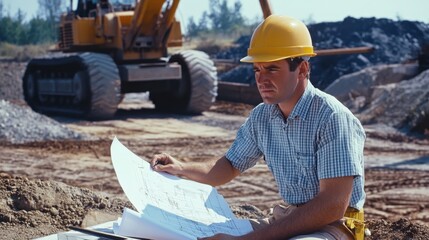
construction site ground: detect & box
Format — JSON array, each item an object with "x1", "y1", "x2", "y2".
[
  {"x1": 1, "y1": 94, "x2": 429, "y2": 237},
  {"x1": 1, "y1": 62, "x2": 429, "y2": 239}
]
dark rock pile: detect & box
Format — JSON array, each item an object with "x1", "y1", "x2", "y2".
[
  {"x1": 218, "y1": 17, "x2": 429, "y2": 89},
  {"x1": 310, "y1": 17, "x2": 429, "y2": 88}
]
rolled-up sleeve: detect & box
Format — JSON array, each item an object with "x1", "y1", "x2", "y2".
[
  {"x1": 316, "y1": 112, "x2": 366, "y2": 179},
  {"x1": 226, "y1": 116, "x2": 263, "y2": 173}
]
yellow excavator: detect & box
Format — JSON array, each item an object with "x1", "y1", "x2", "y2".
[
  {"x1": 23, "y1": 0, "x2": 371, "y2": 119},
  {"x1": 23, "y1": 0, "x2": 218, "y2": 119}
]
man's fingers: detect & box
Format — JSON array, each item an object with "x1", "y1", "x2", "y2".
[
  {"x1": 153, "y1": 162, "x2": 176, "y2": 175},
  {"x1": 150, "y1": 153, "x2": 182, "y2": 176},
  {"x1": 151, "y1": 153, "x2": 170, "y2": 166}
]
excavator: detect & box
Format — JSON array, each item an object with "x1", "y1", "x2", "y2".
[
  {"x1": 23, "y1": 0, "x2": 218, "y2": 119},
  {"x1": 23, "y1": 0, "x2": 372, "y2": 119}
]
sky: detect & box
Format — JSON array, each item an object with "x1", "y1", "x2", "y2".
[{"x1": 2, "y1": 0, "x2": 428, "y2": 31}]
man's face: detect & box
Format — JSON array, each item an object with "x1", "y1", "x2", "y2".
[{"x1": 253, "y1": 59, "x2": 301, "y2": 105}]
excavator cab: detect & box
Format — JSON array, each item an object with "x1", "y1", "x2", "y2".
[
  {"x1": 75, "y1": 0, "x2": 97, "y2": 18},
  {"x1": 74, "y1": 0, "x2": 135, "y2": 18}
]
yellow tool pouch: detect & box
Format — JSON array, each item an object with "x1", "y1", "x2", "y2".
[{"x1": 344, "y1": 207, "x2": 366, "y2": 240}]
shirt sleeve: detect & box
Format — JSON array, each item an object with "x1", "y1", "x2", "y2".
[
  {"x1": 225, "y1": 114, "x2": 263, "y2": 173},
  {"x1": 316, "y1": 112, "x2": 366, "y2": 179}
]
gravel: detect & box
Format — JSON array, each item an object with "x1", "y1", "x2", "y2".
[{"x1": 0, "y1": 100, "x2": 95, "y2": 143}]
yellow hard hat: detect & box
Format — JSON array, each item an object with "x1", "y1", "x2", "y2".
[{"x1": 241, "y1": 15, "x2": 316, "y2": 63}]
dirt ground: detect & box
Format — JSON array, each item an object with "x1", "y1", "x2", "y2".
[
  {"x1": 0, "y1": 95, "x2": 429, "y2": 239},
  {"x1": 1, "y1": 62, "x2": 429, "y2": 239}
]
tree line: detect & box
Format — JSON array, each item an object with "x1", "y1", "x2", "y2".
[
  {"x1": 186, "y1": 0, "x2": 258, "y2": 38},
  {"x1": 0, "y1": 0, "x2": 257, "y2": 45},
  {"x1": 0, "y1": 0, "x2": 64, "y2": 45}
]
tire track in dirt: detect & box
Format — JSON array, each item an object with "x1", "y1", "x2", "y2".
[{"x1": 364, "y1": 168, "x2": 429, "y2": 225}]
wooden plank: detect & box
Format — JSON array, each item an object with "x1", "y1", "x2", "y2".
[
  {"x1": 217, "y1": 81, "x2": 262, "y2": 105},
  {"x1": 315, "y1": 46, "x2": 374, "y2": 56}
]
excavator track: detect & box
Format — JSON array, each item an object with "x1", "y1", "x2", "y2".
[
  {"x1": 23, "y1": 52, "x2": 121, "y2": 119},
  {"x1": 150, "y1": 50, "x2": 218, "y2": 113}
]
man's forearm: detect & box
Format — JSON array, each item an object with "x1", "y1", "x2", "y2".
[
  {"x1": 182, "y1": 156, "x2": 240, "y2": 186},
  {"x1": 240, "y1": 177, "x2": 353, "y2": 239}
]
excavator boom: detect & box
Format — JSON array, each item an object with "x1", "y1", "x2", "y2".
[{"x1": 124, "y1": 0, "x2": 180, "y2": 50}]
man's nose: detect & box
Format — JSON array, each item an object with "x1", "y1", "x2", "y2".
[{"x1": 255, "y1": 72, "x2": 267, "y2": 84}]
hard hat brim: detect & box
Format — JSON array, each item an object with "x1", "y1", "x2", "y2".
[{"x1": 240, "y1": 53, "x2": 316, "y2": 63}]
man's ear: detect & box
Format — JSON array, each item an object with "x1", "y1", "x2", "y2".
[{"x1": 298, "y1": 61, "x2": 309, "y2": 80}]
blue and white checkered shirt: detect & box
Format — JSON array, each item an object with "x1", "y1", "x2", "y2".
[{"x1": 226, "y1": 82, "x2": 366, "y2": 209}]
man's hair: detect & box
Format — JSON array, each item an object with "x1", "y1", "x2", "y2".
[
  {"x1": 286, "y1": 57, "x2": 311, "y2": 79},
  {"x1": 285, "y1": 57, "x2": 305, "y2": 72}
]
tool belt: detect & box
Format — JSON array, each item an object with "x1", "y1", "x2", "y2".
[{"x1": 344, "y1": 207, "x2": 366, "y2": 240}]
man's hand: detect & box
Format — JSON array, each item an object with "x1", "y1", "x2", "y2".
[
  {"x1": 198, "y1": 233, "x2": 238, "y2": 240},
  {"x1": 151, "y1": 155, "x2": 239, "y2": 186},
  {"x1": 151, "y1": 153, "x2": 185, "y2": 177}
]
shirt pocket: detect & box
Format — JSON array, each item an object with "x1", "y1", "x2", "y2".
[{"x1": 295, "y1": 153, "x2": 319, "y2": 191}]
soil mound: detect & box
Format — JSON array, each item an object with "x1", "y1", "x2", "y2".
[
  {"x1": 1, "y1": 174, "x2": 428, "y2": 239},
  {"x1": 367, "y1": 218, "x2": 429, "y2": 240},
  {"x1": 0, "y1": 173, "x2": 132, "y2": 239}
]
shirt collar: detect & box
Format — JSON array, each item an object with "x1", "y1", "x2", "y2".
[{"x1": 269, "y1": 81, "x2": 315, "y2": 121}]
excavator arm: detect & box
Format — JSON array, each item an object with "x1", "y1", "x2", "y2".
[
  {"x1": 259, "y1": 0, "x2": 273, "y2": 19},
  {"x1": 257, "y1": 0, "x2": 374, "y2": 56},
  {"x1": 124, "y1": 0, "x2": 180, "y2": 51}
]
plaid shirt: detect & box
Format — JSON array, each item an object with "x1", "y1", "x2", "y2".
[{"x1": 226, "y1": 82, "x2": 366, "y2": 209}]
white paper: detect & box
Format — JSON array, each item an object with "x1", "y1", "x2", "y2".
[
  {"x1": 33, "y1": 221, "x2": 117, "y2": 240},
  {"x1": 110, "y1": 137, "x2": 253, "y2": 239},
  {"x1": 113, "y1": 207, "x2": 195, "y2": 240}
]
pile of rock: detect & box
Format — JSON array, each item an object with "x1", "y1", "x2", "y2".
[
  {"x1": 0, "y1": 61, "x2": 26, "y2": 102},
  {"x1": 0, "y1": 100, "x2": 94, "y2": 143},
  {"x1": 218, "y1": 17, "x2": 429, "y2": 89},
  {"x1": 325, "y1": 63, "x2": 429, "y2": 132},
  {"x1": 309, "y1": 17, "x2": 429, "y2": 88},
  {"x1": 217, "y1": 17, "x2": 429, "y2": 134},
  {"x1": 0, "y1": 61, "x2": 95, "y2": 143}
]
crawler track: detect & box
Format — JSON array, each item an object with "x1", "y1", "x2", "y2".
[{"x1": 23, "y1": 53, "x2": 121, "y2": 119}]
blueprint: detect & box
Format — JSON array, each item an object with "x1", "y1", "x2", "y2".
[{"x1": 110, "y1": 137, "x2": 253, "y2": 240}]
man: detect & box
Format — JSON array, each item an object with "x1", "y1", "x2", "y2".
[
  {"x1": 98, "y1": 0, "x2": 113, "y2": 14},
  {"x1": 152, "y1": 15, "x2": 366, "y2": 240}
]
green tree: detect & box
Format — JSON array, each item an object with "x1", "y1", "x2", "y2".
[
  {"x1": 208, "y1": 0, "x2": 243, "y2": 33},
  {"x1": 37, "y1": 0, "x2": 65, "y2": 42},
  {"x1": 187, "y1": 17, "x2": 200, "y2": 37},
  {"x1": 0, "y1": 0, "x2": 58, "y2": 45},
  {"x1": 186, "y1": 12, "x2": 210, "y2": 37},
  {"x1": 0, "y1": 0, "x2": 3, "y2": 18},
  {"x1": 0, "y1": 11, "x2": 27, "y2": 44},
  {"x1": 14, "y1": 9, "x2": 27, "y2": 44},
  {"x1": 27, "y1": 17, "x2": 52, "y2": 44},
  {"x1": 0, "y1": 16, "x2": 13, "y2": 42},
  {"x1": 185, "y1": 0, "x2": 246, "y2": 37}
]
